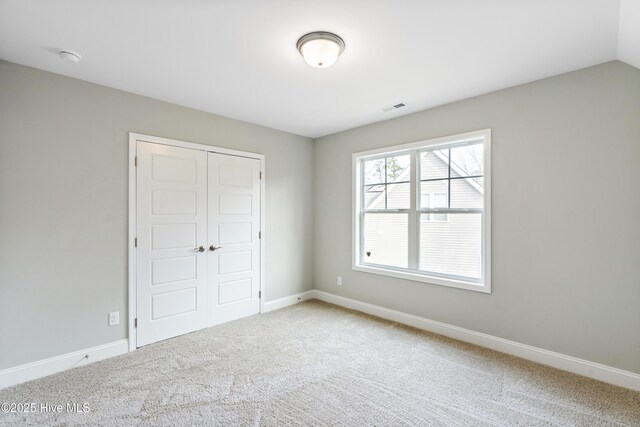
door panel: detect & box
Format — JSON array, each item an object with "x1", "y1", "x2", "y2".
[
  {"x1": 151, "y1": 256, "x2": 196, "y2": 285},
  {"x1": 151, "y1": 224, "x2": 197, "y2": 249},
  {"x1": 219, "y1": 194, "x2": 253, "y2": 215},
  {"x1": 152, "y1": 190, "x2": 197, "y2": 215},
  {"x1": 208, "y1": 153, "x2": 261, "y2": 325},
  {"x1": 219, "y1": 222, "x2": 252, "y2": 244},
  {"x1": 219, "y1": 251, "x2": 252, "y2": 274},
  {"x1": 218, "y1": 279, "x2": 252, "y2": 304},
  {"x1": 151, "y1": 288, "x2": 197, "y2": 319},
  {"x1": 136, "y1": 142, "x2": 208, "y2": 347},
  {"x1": 151, "y1": 156, "x2": 197, "y2": 182},
  {"x1": 219, "y1": 164, "x2": 253, "y2": 187}
]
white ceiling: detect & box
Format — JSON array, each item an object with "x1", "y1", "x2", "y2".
[{"x1": 0, "y1": 0, "x2": 638, "y2": 138}]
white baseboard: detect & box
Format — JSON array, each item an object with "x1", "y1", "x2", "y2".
[
  {"x1": 311, "y1": 290, "x2": 640, "y2": 392},
  {"x1": 263, "y1": 290, "x2": 315, "y2": 313},
  {"x1": 0, "y1": 339, "x2": 129, "y2": 390},
  {"x1": 3, "y1": 294, "x2": 638, "y2": 393}
]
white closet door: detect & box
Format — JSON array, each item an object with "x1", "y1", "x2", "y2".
[
  {"x1": 208, "y1": 153, "x2": 261, "y2": 325},
  {"x1": 136, "y1": 142, "x2": 208, "y2": 347}
]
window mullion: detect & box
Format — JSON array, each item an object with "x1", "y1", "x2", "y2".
[
  {"x1": 384, "y1": 158, "x2": 388, "y2": 210},
  {"x1": 447, "y1": 147, "x2": 451, "y2": 208},
  {"x1": 359, "y1": 159, "x2": 366, "y2": 264},
  {"x1": 408, "y1": 151, "x2": 418, "y2": 270}
]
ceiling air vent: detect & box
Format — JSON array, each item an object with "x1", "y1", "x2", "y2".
[{"x1": 383, "y1": 102, "x2": 406, "y2": 112}]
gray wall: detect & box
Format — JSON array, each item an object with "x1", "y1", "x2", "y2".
[
  {"x1": 0, "y1": 60, "x2": 314, "y2": 370},
  {"x1": 2, "y1": 59, "x2": 639, "y2": 375},
  {"x1": 314, "y1": 61, "x2": 640, "y2": 374}
]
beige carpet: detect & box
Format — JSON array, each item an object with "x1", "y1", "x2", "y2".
[{"x1": 1, "y1": 300, "x2": 639, "y2": 426}]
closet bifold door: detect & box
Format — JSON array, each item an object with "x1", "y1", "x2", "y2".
[
  {"x1": 207, "y1": 152, "x2": 261, "y2": 326},
  {"x1": 136, "y1": 142, "x2": 208, "y2": 347}
]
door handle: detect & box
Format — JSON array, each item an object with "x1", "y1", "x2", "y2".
[
  {"x1": 195, "y1": 246, "x2": 205, "y2": 252},
  {"x1": 209, "y1": 245, "x2": 223, "y2": 251}
]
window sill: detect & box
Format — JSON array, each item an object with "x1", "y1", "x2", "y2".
[{"x1": 352, "y1": 264, "x2": 491, "y2": 293}]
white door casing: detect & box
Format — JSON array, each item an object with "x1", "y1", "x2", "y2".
[
  {"x1": 208, "y1": 153, "x2": 261, "y2": 325},
  {"x1": 136, "y1": 141, "x2": 208, "y2": 347}
]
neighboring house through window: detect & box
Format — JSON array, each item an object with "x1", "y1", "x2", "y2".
[
  {"x1": 423, "y1": 192, "x2": 448, "y2": 222},
  {"x1": 353, "y1": 129, "x2": 491, "y2": 293}
]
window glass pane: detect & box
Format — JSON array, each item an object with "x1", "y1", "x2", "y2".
[
  {"x1": 450, "y1": 178, "x2": 484, "y2": 209},
  {"x1": 450, "y1": 143, "x2": 483, "y2": 178},
  {"x1": 420, "y1": 179, "x2": 449, "y2": 209},
  {"x1": 431, "y1": 193, "x2": 448, "y2": 221},
  {"x1": 432, "y1": 213, "x2": 448, "y2": 222},
  {"x1": 422, "y1": 193, "x2": 431, "y2": 221},
  {"x1": 420, "y1": 150, "x2": 449, "y2": 180},
  {"x1": 386, "y1": 183, "x2": 410, "y2": 209},
  {"x1": 433, "y1": 193, "x2": 448, "y2": 208},
  {"x1": 386, "y1": 155, "x2": 410, "y2": 183},
  {"x1": 364, "y1": 184, "x2": 386, "y2": 209},
  {"x1": 419, "y1": 213, "x2": 482, "y2": 279},
  {"x1": 364, "y1": 158, "x2": 385, "y2": 184},
  {"x1": 363, "y1": 213, "x2": 408, "y2": 268},
  {"x1": 421, "y1": 192, "x2": 448, "y2": 221},
  {"x1": 422, "y1": 193, "x2": 431, "y2": 208}
]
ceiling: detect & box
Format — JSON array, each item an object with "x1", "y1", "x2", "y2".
[{"x1": 1, "y1": 0, "x2": 638, "y2": 138}]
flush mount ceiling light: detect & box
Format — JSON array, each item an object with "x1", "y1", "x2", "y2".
[
  {"x1": 296, "y1": 31, "x2": 345, "y2": 68},
  {"x1": 59, "y1": 50, "x2": 82, "y2": 63}
]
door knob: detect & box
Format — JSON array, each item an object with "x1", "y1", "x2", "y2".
[
  {"x1": 209, "y1": 245, "x2": 223, "y2": 251},
  {"x1": 195, "y1": 246, "x2": 205, "y2": 252}
]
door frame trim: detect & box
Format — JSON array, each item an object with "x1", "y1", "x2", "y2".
[{"x1": 128, "y1": 132, "x2": 266, "y2": 352}]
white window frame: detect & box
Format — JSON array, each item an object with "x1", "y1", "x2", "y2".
[{"x1": 352, "y1": 129, "x2": 491, "y2": 293}]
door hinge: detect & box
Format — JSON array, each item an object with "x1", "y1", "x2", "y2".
[
  {"x1": 134, "y1": 237, "x2": 137, "y2": 247},
  {"x1": 134, "y1": 157, "x2": 137, "y2": 167},
  {"x1": 259, "y1": 171, "x2": 262, "y2": 179},
  {"x1": 134, "y1": 318, "x2": 137, "y2": 328},
  {"x1": 258, "y1": 231, "x2": 261, "y2": 239},
  {"x1": 259, "y1": 290, "x2": 261, "y2": 299}
]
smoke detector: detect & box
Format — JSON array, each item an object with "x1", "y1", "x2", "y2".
[{"x1": 59, "y1": 50, "x2": 82, "y2": 63}]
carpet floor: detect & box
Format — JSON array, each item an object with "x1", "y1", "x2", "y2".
[{"x1": 1, "y1": 300, "x2": 639, "y2": 426}]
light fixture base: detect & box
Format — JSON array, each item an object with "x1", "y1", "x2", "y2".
[{"x1": 296, "y1": 32, "x2": 345, "y2": 55}]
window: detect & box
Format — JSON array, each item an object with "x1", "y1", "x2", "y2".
[{"x1": 353, "y1": 130, "x2": 491, "y2": 293}]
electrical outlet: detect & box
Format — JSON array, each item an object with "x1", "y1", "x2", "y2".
[
  {"x1": 337, "y1": 276, "x2": 343, "y2": 286},
  {"x1": 108, "y1": 311, "x2": 119, "y2": 326}
]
